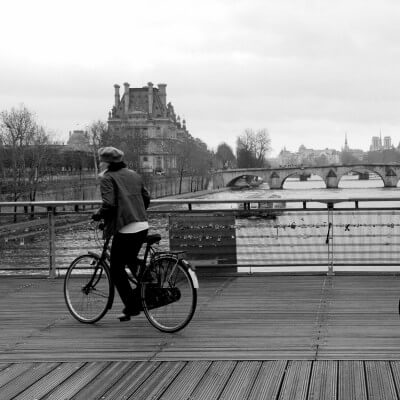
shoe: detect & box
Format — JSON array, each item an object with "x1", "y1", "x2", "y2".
[{"x1": 118, "y1": 307, "x2": 141, "y2": 322}]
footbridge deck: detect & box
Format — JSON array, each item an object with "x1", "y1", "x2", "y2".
[{"x1": 2, "y1": 274, "x2": 400, "y2": 399}]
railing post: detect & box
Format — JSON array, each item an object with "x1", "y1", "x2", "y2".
[
  {"x1": 47, "y1": 206, "x2": 56, "y2": 278},
  {"x1": 327, "y1": 202, "x2": 335, "y2": 276}
]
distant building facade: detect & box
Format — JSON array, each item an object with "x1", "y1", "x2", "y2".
[
  {"x1": 370, "y1": 134, "x2": 393, "y2": 151},
  {"x1": 277, "y1": 145, "x2": 340, "y2": 166},
  {"x1": 107, "y1": 82, "x2": 188, "y2": 174}
]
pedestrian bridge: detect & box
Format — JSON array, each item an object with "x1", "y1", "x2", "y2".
[
  {"x1": 211, "y1": 164, "x2": 400, "y2": 189},
  {"x1": 2, "y1": 199, "x2": 400, "y2": 397}
]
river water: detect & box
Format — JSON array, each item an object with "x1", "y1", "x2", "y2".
[
  {"x1": 174, "y1": 175, "x2": 400, "y2": 273},
  {"x1": 1, "y1": 175, "x2": 400, "y2": 274}
]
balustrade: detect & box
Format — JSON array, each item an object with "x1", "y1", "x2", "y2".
[{"x1": 1, "y1": 197, "x2": 400, "y2": 277}]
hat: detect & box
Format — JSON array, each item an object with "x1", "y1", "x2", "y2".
[{"x1": 98, "y1": 147, "x2": 124, "y2": 163}]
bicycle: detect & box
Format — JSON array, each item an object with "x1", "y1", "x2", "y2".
[{"x1": 64, "y1": 221, "x2": 199, "y2": 333}]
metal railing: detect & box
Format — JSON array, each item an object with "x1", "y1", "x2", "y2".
[{"x1": 1, "y1": 196, "x2": 400, "y2": 276}]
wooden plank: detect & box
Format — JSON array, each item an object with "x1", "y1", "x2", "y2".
[
  {"x1": 190, "y1": 361, "x2": 237, "y2": 400},
  {"x1": 128, "y1": 361, "x2": 185, "y2": 399},
  {"x1": 308, "y1": 361, "x2": 337, "y2": 400},
  {"x1": 100, "y1": 361, "x2": 161, "y2": 399},
  {"x1": 71, "y1": 361, "x2": 136, "y2": 400},
  {"x1": 248, "y1": 360, "x2": 287, "y2": 400},
  {"x1": 0, "y1": 363, "x2": 36, "y2": 389},
  {"x1": 159, "y1": 361, "x2": 211, "y2": 400},
  {"x1": 44, "y1": 361, "x2": 109, "y2": 400},
  {"x1": 0, "y1": 363, "x2": 11, "y2": 373},
  {"x1": 389, "y1": 361, "x2": 400, "y2": 398},
  {"x1": 218, "y1": 361, "x2": 262, "y2": 400},
  {"x1": 365, "y1": 361, "x2": 398, "y2": 400},
  {"x1": 1, "y1": 275, "x2": 400, "y2": 361},
  {"x1": 0, "y1": 362, "x2": 59, "y2": 399},
  {"x1": 338, "y1": 361, "x2": 367, "y2": 400},
  {"x1": 278, "y1": 361, "x2": 312, "y2": 400},
  {"x1": 14, "y1": 362, "x2": 84, "y2": 400}
]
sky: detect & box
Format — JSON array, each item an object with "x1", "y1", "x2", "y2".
[{"x1": 1, "y1": 0, "x2": 400, "y2": 157}]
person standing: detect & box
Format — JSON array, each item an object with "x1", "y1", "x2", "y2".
[{"x1": 92, "y1": 146, "x2": 151, "y2": 321}]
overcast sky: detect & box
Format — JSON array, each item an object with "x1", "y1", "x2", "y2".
[{"x1": 1, "y1": 0, "x2": 400, "y2": 156}]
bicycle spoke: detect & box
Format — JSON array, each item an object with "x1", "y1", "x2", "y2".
[
  {"x1": 142, "y1": 257, "x2": 197, "y2": 333},
  {"x1": 64, "y1": 255, "x2": 112, "y2": 323}
]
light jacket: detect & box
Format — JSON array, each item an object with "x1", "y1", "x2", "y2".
[{"x1": 96, "y1": 162, "x2": 150, "y2": 238}]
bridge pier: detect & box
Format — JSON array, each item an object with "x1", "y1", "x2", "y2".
[
  {"x1": 325, "y1": 170, "x2": 339, "y2": 189},
  {"x1": 383, "y1": 168, "x2": 399, "y2": 188},
  {"x1": 268, "y1": 173, "x2": 282, "y2": 189},
  {"x1": 383, "y1": 176, "x2": 398, "y2": 188}
]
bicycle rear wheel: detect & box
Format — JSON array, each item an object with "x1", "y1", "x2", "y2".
[
  {"x1": 64, "y1": 254, "x2": 113, "y2": 323},
  {"x1": 141, "y1": 256, "x2": 197, "y2": 333}
]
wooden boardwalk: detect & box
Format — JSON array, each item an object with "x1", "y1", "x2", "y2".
[{"x1": 1, "y1": 274, "x2": 400, "y2": 398}]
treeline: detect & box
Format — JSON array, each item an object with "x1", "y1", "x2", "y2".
[
  {"x1": 214, "y1": 129, "x2": 271, "y2": 169},
  {"x1": 0, "y1": 106, "x2": 96, "y2": 205}
]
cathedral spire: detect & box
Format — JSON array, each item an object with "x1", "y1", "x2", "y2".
[{"x1": 344, "y1": 132, "x2": 349, "y2": 151}]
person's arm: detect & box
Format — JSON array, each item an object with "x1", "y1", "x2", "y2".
[{"x1": 92, "y1": 175, "x2": 116, "y2": 220}]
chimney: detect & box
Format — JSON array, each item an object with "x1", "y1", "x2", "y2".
[
  {"x1": 114, "y1": 84, "x2": 120, "y2": 107},
  {"x1": 148, "y1": 82, "x2": 153, "y2": 115},
  {"x1": 123, "y1": 82, "x2": 130, "y2": 114}
]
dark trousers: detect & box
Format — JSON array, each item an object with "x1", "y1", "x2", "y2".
[{"x1": 110, "y1": 229, "x2": 148, "y2": 310}]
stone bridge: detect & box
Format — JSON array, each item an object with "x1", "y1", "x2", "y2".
[{"x1": 211, "y1": 164, "x2": 400, "y2": 189}]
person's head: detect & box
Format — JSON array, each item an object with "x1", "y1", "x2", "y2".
[{"x1": 98, "y1": 147, "x2": 124, "y2": 171}]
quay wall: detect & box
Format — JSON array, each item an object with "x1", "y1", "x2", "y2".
[{"x1": 0, "y1": 175, "x2": 209, "y2": 202}]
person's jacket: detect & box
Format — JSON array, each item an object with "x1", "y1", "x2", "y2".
[{"x1": 94, "y1": 162, "x2": 150, "y2": 238}]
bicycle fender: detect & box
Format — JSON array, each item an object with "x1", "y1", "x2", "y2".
[
  {"x1": 87, "y1": 251, "x2": 101, "y2": 258},
  {"x1": 188, "y1": 268, "x2": 199, "y2": 289}
]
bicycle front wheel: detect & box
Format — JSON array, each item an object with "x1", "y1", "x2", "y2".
[
  {"x1": 141, "y1": 256, "x2": 197, "y2": 333},
  {"x1": 64, "y1": 254, "x2": 113, "y2": 323}
]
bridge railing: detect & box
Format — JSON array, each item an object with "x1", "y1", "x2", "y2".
[{"x1": 1, "y1": 197, "x2": 400, "y2": 276}]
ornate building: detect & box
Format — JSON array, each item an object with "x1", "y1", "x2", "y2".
[
  {"x1": 107, "y1": 82, "x2": 188, "y2": 174},
  {"x1": 370, "y1": 133, "x2": 393, "y2": 151}
]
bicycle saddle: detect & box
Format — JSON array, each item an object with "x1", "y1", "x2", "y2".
[{"x1": 146, "y1": 234, "x2": 161, "y2": 245}]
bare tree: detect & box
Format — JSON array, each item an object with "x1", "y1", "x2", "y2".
[
  {"x1": 86, "y1": 120, "x2": 108, "y2": 177},
  {"x1": 0, "y1": 105, "x2": 51, "y2": 219},
  {"x1": 236, "y1": 128, "x2": 271, "y2": 168}
]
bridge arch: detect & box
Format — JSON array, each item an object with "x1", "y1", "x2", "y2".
[
  {"x1": 337, "y1": 167, "x2": 385, "y2": 187},
  {"x1": 226, "y1": 174, "x2": 264, "y2": 188},
  {"x1": 280, "y1": 171, "x2": 325, "y2": 189}
]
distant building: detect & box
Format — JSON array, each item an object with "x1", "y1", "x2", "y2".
[
  {"x1": 369, "y1": 134, "x2": 393, "y2": 151},
  {"x1": 297, "y1": 145, "x2": 340, "y2": 165},
  {"x1": 67, "y1": 130, "x2": 91, "y2": 152},
  {"x1": 341, "y1": 134, "x2": 364, "y2": 161},
  {"x1": 383, "y1": 136, "x2": 392, "y2": 150},
  {"x1": 107, "y1": 82, "x2": 188, "y2": 173},
  {"x1": 277, "y1": 147, "x2": 297, "y2": 166},
  {"x1": 277, "y1": 145, "x2": 340, "y2": 166},
  {"x1": 370, "y1": 136, "x2": 382, "y2": 151}
]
